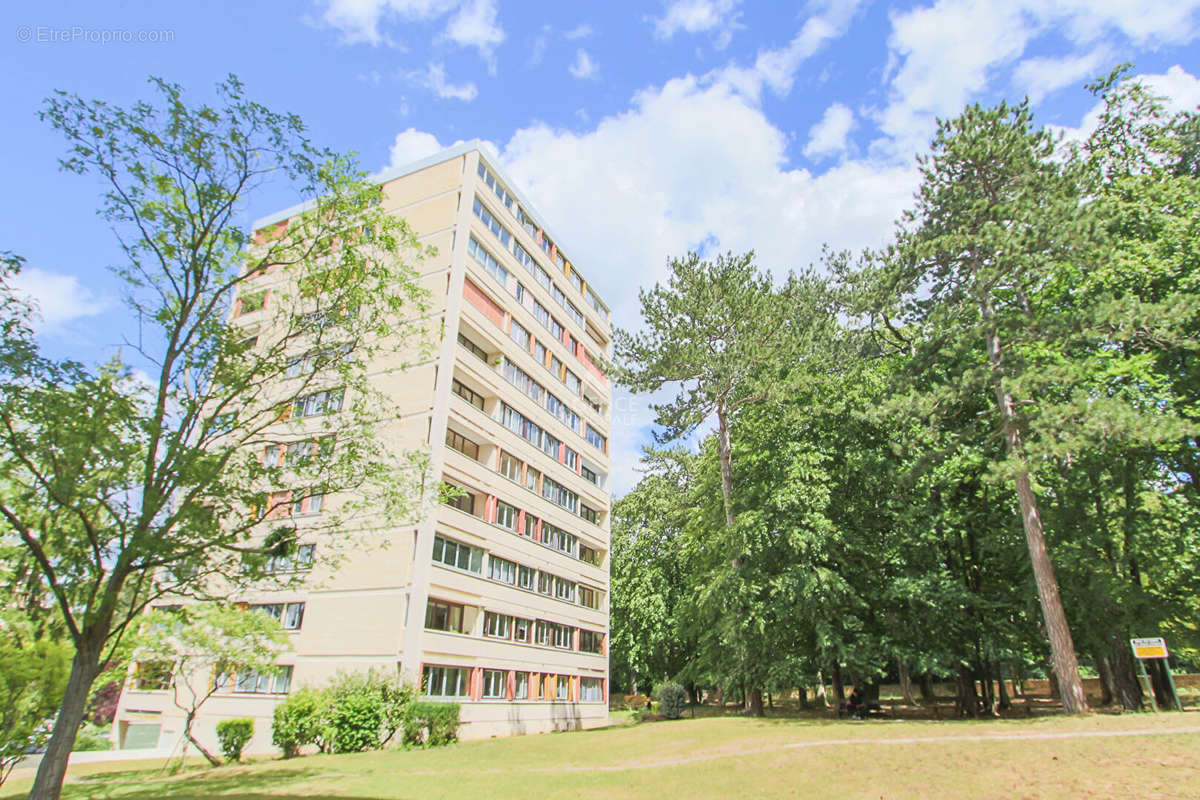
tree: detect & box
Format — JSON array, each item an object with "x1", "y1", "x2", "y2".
[
  {"x1": 0, "y1": 76, "x2": 432, "y2": 800},
  {"x1": 128, "y1": 604, "x2": 290, "y2": 766},
  {"x1": 0, "y1": 612, "x2": 71, "y2": 788}
]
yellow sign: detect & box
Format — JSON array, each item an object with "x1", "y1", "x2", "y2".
[{"x1": 1131, "y1": 637, "x2": 1169, "y2": 659}]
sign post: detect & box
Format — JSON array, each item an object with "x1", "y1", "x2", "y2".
[{"x1": 1130, "y1": 637, "x2": 1183, "y2": 713}]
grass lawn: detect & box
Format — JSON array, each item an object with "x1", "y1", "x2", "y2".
[{"x1": 5, "y1": 712, "x2": 1199, "y2": 800}]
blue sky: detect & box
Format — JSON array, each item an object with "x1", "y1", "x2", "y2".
[{"x1": 3, "y1": 0, "x2": 1200, "y2": 494}]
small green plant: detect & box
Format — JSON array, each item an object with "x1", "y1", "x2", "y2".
[
  {"x1": 272, "y1": 688, "x2": 328, "y2": 758},
  {"x1": 654, "y1": 682, "x2": 688, "y2": 720},
  {"x1": 71, "y1": 724, "x2": 112, "y2": 752},
  {"x1": 404, "y1": 702, "x2": 460, "y2": 747},
  {"x1": 327, "y1": 690, "x2": 382, "y2": 753},
  {"x1": 215, "y1": 718, "x2": 254, "y2": 763}
]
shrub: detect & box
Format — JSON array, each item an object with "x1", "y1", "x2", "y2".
[
  {"x1": 654, "y1": 682, "x2": 688, "y2": 720},
  {"x1": 404, "y1": 702, "x2": 460, "y2": 747},
  {"x1": 71, "y1": 724, "x2": 112, "y2": 752},
  {"x1": 272, "y1": 688, "x2": 327, "y2": 758},
  {"x1": 324, "y1": 670, "x2": 416, "y2": 754},
  {"x1": 216, "y1": 718, "x2": 254, "y2": 762}
]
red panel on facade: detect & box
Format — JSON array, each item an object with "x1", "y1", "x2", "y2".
[{"x1": 464, "y1": 278, "x2": 506, "y2": 329}]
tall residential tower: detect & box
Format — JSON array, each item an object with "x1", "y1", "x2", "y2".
[{"x1": 112, "y1": 143, "x2": 613, "y2": 752}]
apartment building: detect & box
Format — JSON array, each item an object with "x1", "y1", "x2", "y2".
[{"x1": 112, "y1": 142, "x2": 613, "y2": 753}]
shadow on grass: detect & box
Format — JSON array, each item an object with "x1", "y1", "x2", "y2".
[{"x1": 60, "y1": 766, "x2": 366, "y2": 800}]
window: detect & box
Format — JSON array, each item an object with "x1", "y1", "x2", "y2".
[
  {"x1": 252, "y1": 602, "x2": 306, "y2": 630},
  {"x1": 563, "y1": 447, "x2": 579, "y2": 471},
  {"x1": 499, "y1": 451, "x2": 522, "y2": 482},
  {"x1": 518, "y1": 207, "x2": 539, "y2": 240},
  {"x1": 425, "y1": 599, "x2": 464, "y2": 633},
  {"x1": 442, "y1": 483, "x2": 475, "y2": 515},
  {"x1": 484, "y1": 612, "x2": 512, "y2": 638},
  {"x1": 293, "y1": 389, "x2": 344, "y2": 418},
  {"x1": 537, "y1": 571, "x2": 553, "y2": 596},
  {"x1": 533, "y1": 340, "x2": 547, "y2": 365},
  {"x1": 467, "y1": 235, "x2": 508, "y2": 286},
  {"x1": 423, "y1": 665, "x2": 469, "y2": 698},
  {"x1": 472, "y1": 198, "x2": 511, "y2": 248},
  {"x1": 580, "y1": 677, "x2": 603, "y2": 701},
  {"x1": 553, "y1": 623, "x2": 573, "y2": 649},
  {"x1": 586, "y1": 287, "x2": 609, "y2": 319},
  {"x1": 258, "y1": 543, "x2": 315, "y2": 574},
  {"x1": 579, "y1": 585, "x2": 602, "y2": 610},
  {"x1": 533, "y1": 620, "x2": 551, "y2": 646},
  {"x1": 541, "y1": 432, "x2": 560, "y2": 460},
  {"x1": 565, "y1": 300, "x2": 584, "y2": 328},
  {"x1": 452, "y1": 379, "x2": 485, "y2": 410},
  {"x1": 581, "y1": 504, "x2": 599, "y2": 525},
  {"x1": 234, "y1": 666, "x2": 293, "y2": 694},
  {"x1": 517, "y1": 564, "x2": 535, "y2": 591},
  {"x1": 457, "y1": 332, "x2": 489, "y2": 362},
  {"x1": 554, "y1": 577, "x2": 576, "y2": 604},
  {"x1": 488, "y1": 555, "x2": 516, "y2": 584},
  {"x1": 564, "y1": 370, "x2": 581, "y2": 396},
  {"x1": 263, "y1": 445, "x2": 280, "y2": 468},
  {"x1": 495, "y1": 501, "x2": 517, "y2": 531},
  {"x1": 513, "y1": 241, "x2": 536, "y2": 274},
  {"x1": 581, "y1": 465, "x2": 599, "y2": 486},
  {"x1": 514, "y1": 618, "x2": 531, "y2": 643},
  {"x1": 542, "y1": 522, "x2": 577, "y2": 557},
  {"x1": 585, "y1": 424, "x2": 607, "y2": 452},
  {"x1": 509, "y1": 320, "x2": 530, "y2": 350},
  {"x1": 523, "y1": 466, "x2": 541, "y2": 493},
  {"x1": 482, "y1": 669, "x2": 506, "y2": 699},
  {"x1": 579, "y1": 544, "x2": 602, "y2": 568},
  {"x1": 432, "y1": 535, "x2": 483, "y2": 574},
  {"x1": 556, "y1": 675, "x2": 569, "y2": 700},
  {"x1": 501, "y1": 404, "x2": 543, "y2": 448},
  {"x1": 503, "y1": 360, "x2": 545, "y2": 404},
  {"x1": 238, "y1": 290, "x2": 266, "y2": 315},
  {"x1": 542, "y1": 477, "x2": 578, "y2": 513},
  {"x1": 520, "y1": 514, "x2": 538, "y2": 539},
  {"x1": 580, "y1": 630, "x2": 604, "y2": 654},
  {"x1": 445, "y1": 429, "x2": 480, "y2": 460},
  {"x1": 514, "y1": 671, "x2": 529, "y2": 699},
  {"x1": 134, "y1": 661, "x2": 173, "y2": 691},
  {"x1": 477, "y1": 163, "x2": 515, "y2": 211},
  {"x1": 291, "y1": 493, "x2": 323, "y2": 515}
]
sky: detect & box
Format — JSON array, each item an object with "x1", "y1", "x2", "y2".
[{"x1": 3, "y1": 0, "x2": 1200, "y2": 496}]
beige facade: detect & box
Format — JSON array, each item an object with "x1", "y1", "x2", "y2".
[{"x1": 112, "y1": 143, "x2": 613, "y2": 754}]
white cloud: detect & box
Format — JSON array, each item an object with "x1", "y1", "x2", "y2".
[
  {"x1": 387, "y1": 128, "x2": 445, "y2": 168},
  {"x1": 569, "y1": 49, "x2": 599, "y2": 80},
  {"x1": 711, "y1": 0, "x2": 865, "y2": 102},
  {"x1": 804, "y1": 102, "x2": 855, "y2": 160},
  {"x1": 318, "y1": 0, "x2": 458, "y2": 45},
  {"x1": 653, "y1": 0, "x2": 741, "y2": 41},
  {"x1": 404, "y1": 62, "x2": 478, "y2": 101},
  {"x1": 874, "y1": 0, "x2": 1200, "y2": 161},
  {"x1": 441, "y1": 0, "x2": 504, "y2": 67},
  {"x1": 1013, "y1": 50, "x2": 1112, "y2": 104},
  {"x1": 316, "y1": 0, "x2": 505, "y2": 63},
  {"x1": 9, "y1": 268, "x2": 107, "y2": 331},
  {"x1": 564, "y1": 23, "x2": 594, "y2": 40}
]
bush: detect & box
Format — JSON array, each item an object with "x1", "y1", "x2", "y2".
[
  {"x1": 272, "y1": 688, "x2": 327, "y2": 758},
  {"x1": 71, "y1": 724, "x2": 112, "y2": 752},
  {"x1": 216, "y1": 718, "x2": 254, "y2": 763},
  {"x1": 654, "y1": 682, "x2": 688, "y2": 720},
  {"x1": 324, "y1": 670, "x2": 416, "y2": 754},
  {"x1": 404, "y1": 702, "x2": 460, "y2": 747}
]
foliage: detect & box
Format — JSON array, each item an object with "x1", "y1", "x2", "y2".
[
  {"x1": 129, "y1": 603, "x2": 289, "y2": 766},
  {"x1": 0, "y1": 74, "x2": 433, "y2": 799},
  {"x1": 215, "y1": 719, "x2": 254, "y2": 763},
  {"x1": 0, "y1": 612, "x2": 71, "y2": 787},
  {"x1": 653, "y1": 683, "x2": 688, "y2": 720},
  {"x1": 70, "y1": 725, "x2": 112, "y2": 752},
  {"x1": 272, "y1": 688, "x2": 328, "y2": 758},
  {"x1": 403, "y1": 703, "x2": 461, "y2": 747}
]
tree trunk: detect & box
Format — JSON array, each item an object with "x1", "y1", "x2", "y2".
[
  {"x1": 798, "y1": 686, "x2": 810, "y2": 710},
  {"x1": 28, "y1": 636, "x2": 103, "y2": 800},
  {"x1": 715, "y1": 402, "x2": 736, "y2": 529},
  {"x1": 981, "y1": 307, "x2": 1087, "y2": 715},
  {"x1": 1095, "y1": 652, "x2": 1116, "y2": 706},
  {"x1": 918, "y1": 671, "x2": 935, "y2": 703},
  {"x1": 1106, "y1": 635, "x2": 1143, "y2": 711},
  {"x1": 746, "y1": 688, "x2": 764, "y2": 716},
  {"x1": 955, "y1": 663, "x2": 980, "y2": 718},
  {"x1": 816, "y1": 670, "x2": 829, "y2": 708},
  {"x1": 996, "y1": 662, "x2": 1011, "y2": 710},
  {"x1": 830, "y1": 663, "x2": 845, "y2": 704},
  {"x1": 898, "y1": 659, "x2": 915, "y2": 706},
  {"x1": 183, "y1": 710, "x2": 221, "y2": 767}
]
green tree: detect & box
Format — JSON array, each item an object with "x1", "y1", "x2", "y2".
[
  {"x1": 128, "y1": 604, "x2": 290, "y2": 766},
  {"x1": 0, "y1": 76, "x2": 431, "y2": 800},
  {"x1": 0, "y1": 612, "x2": 71, "y2": 788}
]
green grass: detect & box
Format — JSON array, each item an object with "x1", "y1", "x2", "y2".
[{"x1": 5, "y1": 712, "x2": 1199, "y2": 799}]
